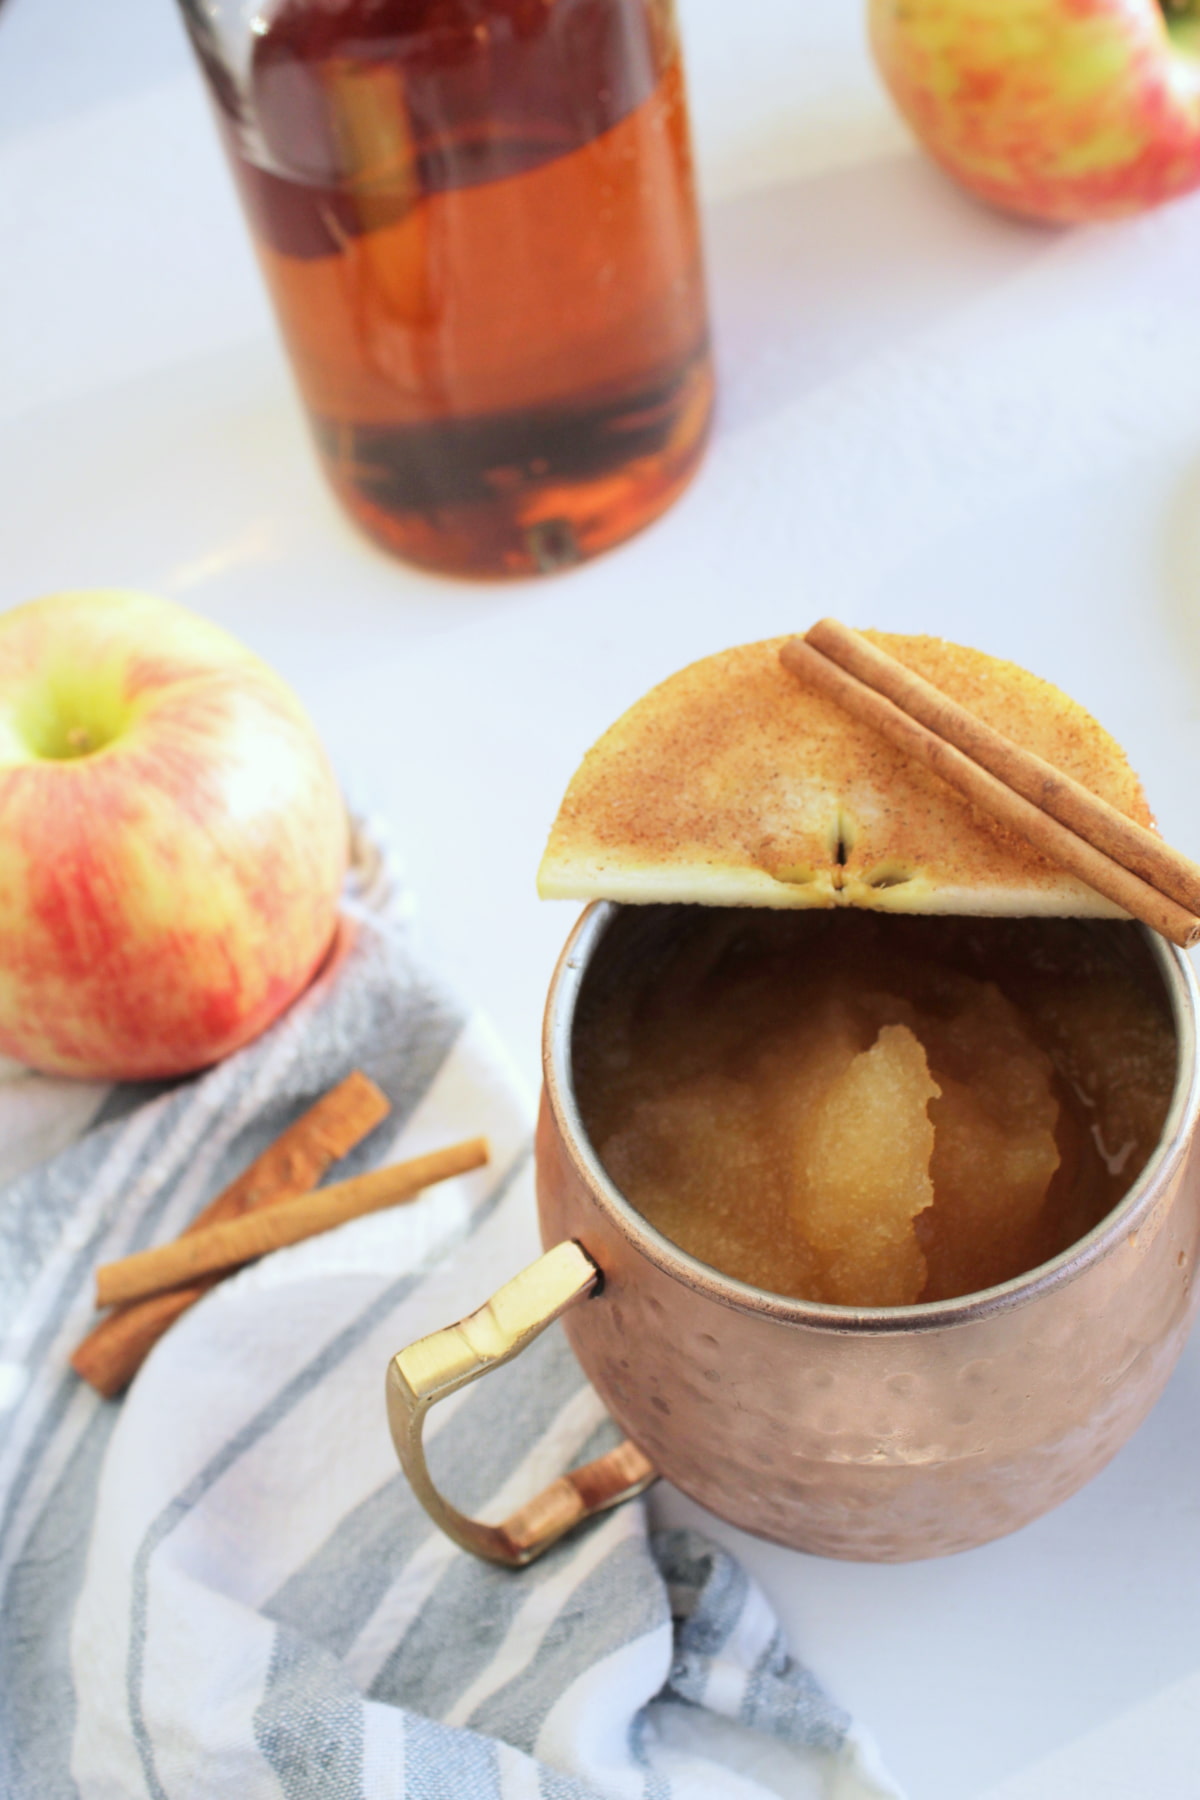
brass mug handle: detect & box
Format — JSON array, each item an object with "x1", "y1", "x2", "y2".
[{"x1": 386, "y1": 1240, "x2": 658, "y2": 1567}]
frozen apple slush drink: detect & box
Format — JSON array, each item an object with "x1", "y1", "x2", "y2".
[{"x1": 386, "y1": 624, "x2": 1200, "y2": 1566}]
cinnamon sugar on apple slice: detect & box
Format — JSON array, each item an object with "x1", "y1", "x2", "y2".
[{"x1": 538, "y1": 633, "x2": 1152, "y2": 920}]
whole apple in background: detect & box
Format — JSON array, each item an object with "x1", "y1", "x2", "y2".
[
  {"x1": 869, "y1": 0, "x2": 1200, "y2": 223},
  {"x1": 0, "y1": 591, "x2": 347, "y2": 1080}
]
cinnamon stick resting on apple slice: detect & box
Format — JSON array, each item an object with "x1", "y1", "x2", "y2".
[
  {"x1": 72, "y1": 1070, "x2": 390, "y2": 1396},
  {"x1": 538, "y1": 628, "x2": 1157, "y2": 919},
  {"x1": 94, "y1": 1137, "x2": 490, "y2": 1308},
  {"x1": 784, "y1": 621, "x2": 1200, "y2": 948}
]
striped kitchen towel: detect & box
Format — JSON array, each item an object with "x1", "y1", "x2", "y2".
[{"x1": 0, "y1": 830, "x2": 902, "y2": 1800}]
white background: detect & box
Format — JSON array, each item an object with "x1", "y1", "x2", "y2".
[{"x1": 3, "y1": 1, "x2": 1200, "y2": 1794}]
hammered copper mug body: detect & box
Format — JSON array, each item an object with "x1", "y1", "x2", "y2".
[{"x1": 389, "y1": 902, "x2": 1200, "y2": 1566}]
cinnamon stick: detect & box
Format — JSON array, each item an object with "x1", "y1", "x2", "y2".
[
  {"x1": 806, "y1": 617, "x2": 1200, "y2": 916},
  {"x1": 499, "y1": 1440, "x2": 658, "y2": 1561},
  {"x1": 780, "y1": 633, "x2": 1200, "y2": 949},
  {"x1": 72, "y1": 1070, "x2": 391, "y2": 1397},
  {"x1": 95, "y1": 1137, "x2": 490, "y2": 1308}
]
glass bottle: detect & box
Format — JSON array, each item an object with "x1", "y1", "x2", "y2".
[{"x1": 179, "y1": 0, "x2": 714, "y2": 578}]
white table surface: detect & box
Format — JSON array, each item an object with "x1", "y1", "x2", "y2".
[{"x1": 4, "y1": 1, "x2": 1200, "y2": 1794}]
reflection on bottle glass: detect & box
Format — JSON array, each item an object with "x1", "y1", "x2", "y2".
[{"x1": 187, "y1": 0, "x2": 713, "y2": 577}]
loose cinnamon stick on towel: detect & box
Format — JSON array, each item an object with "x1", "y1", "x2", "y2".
[
  {"x1": 95, "y1": 1136, "x2": 490, "y2": 1308},
  {"x1": 780, "y1": 629, "x2": 1200, "y2": 949},
  {"x1": 72, "y1": 1070, "x2": 391, "y2": 1397}
]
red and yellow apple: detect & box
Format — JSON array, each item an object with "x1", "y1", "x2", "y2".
[
  {"x1": 869, "y1": 0, "x2": 1200, "y2": 223},
  {"x1": 0, "y1": 590, "x2": 347, "y2": 1079}
]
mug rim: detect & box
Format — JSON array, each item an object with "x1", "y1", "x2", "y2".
[{"x1": 542, "y1": 900, "x2": 1200, "y2": 1337}]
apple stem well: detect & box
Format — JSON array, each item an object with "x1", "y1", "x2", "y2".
[
  {"x1": 1162, "y1": 0, "x2": 1200, "y2": 45},
  {"x1": 13, "y1": 671, "x2": 133, "y2": 762}
]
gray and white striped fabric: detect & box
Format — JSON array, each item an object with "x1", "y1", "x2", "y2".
[{"x1": 0, "y1": 837, "x2": 901, "y2": 1800}]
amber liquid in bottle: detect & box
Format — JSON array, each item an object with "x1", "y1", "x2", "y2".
[{"x1": 200, "y1": 0, "x2": 712, "y2": 577}]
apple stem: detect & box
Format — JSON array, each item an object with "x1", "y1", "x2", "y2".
[{"x1": 65, "y1": 725, "x2": 92, "y2": 754}]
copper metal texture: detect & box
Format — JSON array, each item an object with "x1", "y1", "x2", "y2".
[{"x1": 536, "y1": 902, "x2": 1200, "y2": 1562}]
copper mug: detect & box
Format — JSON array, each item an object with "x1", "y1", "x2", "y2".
[{"x1": 388, "y1": 902, "x2": 1200, "y2": 1566}]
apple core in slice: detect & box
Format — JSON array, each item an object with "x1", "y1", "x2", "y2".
[{"x1": 540, "y1": 633, "x2": 1153, "y2": 921}]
